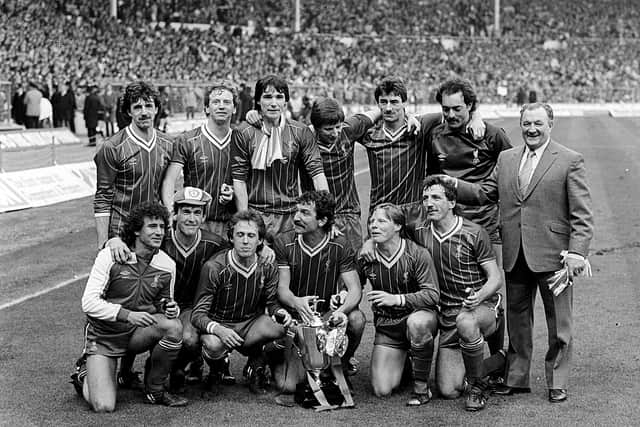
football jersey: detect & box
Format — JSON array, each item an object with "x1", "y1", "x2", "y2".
[
  {"x1": 94, "y1": 126, "x2": 172, "y2": 238},
  {"x1": 162, "y1": 228, "x2": 228, "y2": 308},
  {"x1": 359, "y1": 113, "x2": 441, "y2": 208},
  {"x1": 273, "y1": 230, "x2": 356, "y2": 314},
  {"x1": 359, "y1": 238, "x2": 439, "y2": 319},
  {"x1": 427, "y1": 122, "x2": 512, "y2": 236},
  {"x1": 300, "y1": 115, "x2": 374, "y2": 215},
  {"x1": 191, "y1": 250, "x2": 281, "y2": 327},
  {"x1": 409, "y1": 217, "x2": 497, "y2": 311},
  {"x1": 171, "y1": 123, "x2": 235, "y2": 222},
  {"x1": 81, "y1": 248, "x2": 175, "y2": 335},
  {"x1": 231, "y1": 118, "x2": 324, "y2": 214}
]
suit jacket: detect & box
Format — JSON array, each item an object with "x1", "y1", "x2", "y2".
[{"x1": 457, "y1": 140, "x2": 593, "y2": 273}]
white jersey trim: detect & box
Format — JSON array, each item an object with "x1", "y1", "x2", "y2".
[
  {"x1": 297, "y1": 233, "x2": 330, "y2": 258},
  {"x1": 375, "y1": 239, "x2": 406, "y2": 269},
  {"x1": 228, "y1": 250, "x2": 257, "y2": 279},
  {"x1": 126, "y1": 126, "x2": 157, "y2": 152},
  {"x1": 202, "y1": 123, "x2": 231, "y2": 150}
]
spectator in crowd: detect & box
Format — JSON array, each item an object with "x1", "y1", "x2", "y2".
[
  {"x1": 84, "y1": 85, "x2": 103, "y2": 146},
  {"x1": 11, "y1": 84, "x2": 26, "y2": 126},
  {"x1": 183, "y1": 85, "x2": 198, "y2": 120},
  {"x1": 102, "y1": 84, "x2": 117, "y2": 136},
  {"x1": 23, "y1": 81, "x2": 42, "y2": 129}
]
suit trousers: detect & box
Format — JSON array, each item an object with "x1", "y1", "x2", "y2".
[{"x1": 504, "y1": 248, "x2": 573, "y2": 390}]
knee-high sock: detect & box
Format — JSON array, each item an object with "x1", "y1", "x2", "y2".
[
  {"x1": 120, "y1": 352, "x2": 137, "y2": 374},
  {"x1": 461, "y1": 337, "x2": 485, "y2": 384},
  {"x1": 262, "y1": 339, "x2": 286, "y2": 367},
  {"x1": 145, "y1": 338, "x2": 182, "y2": 394},
  {"x1": 409, "y1": 337, "x2": 434, "y2": 386},
  {"x1": 173, "y1": 344, "x2": 200, "y2": 373},
  {"x1": 486, "y1": 315, "x2": 505, "y2": 355}
]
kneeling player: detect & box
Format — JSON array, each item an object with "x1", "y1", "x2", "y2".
[
  {"x1": 272, "y1": 190, "x2": 366, "y2": 392},
  {"x1": 191, "y1": 210, "x2": 291, "y2": 394},
  {"x1": 72, "y1": 202, "x2": 187, "y2": 411},
  {"x1": 360, "y1": 203, "x2": 440, "y2": 406},
  {"x1": 414, "y1": 176, "x2": 503, "y2": 411}
]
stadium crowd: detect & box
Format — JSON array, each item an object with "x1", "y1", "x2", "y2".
[{"x1": 1, "y1": 0, "x2": 638, "y2": 109}]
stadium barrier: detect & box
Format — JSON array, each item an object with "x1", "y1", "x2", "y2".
[{"x1": 0, "y1": 161, "x2": 95, "y2": 213}]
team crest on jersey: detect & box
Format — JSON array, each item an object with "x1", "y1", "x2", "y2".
[
  {"x1": 151, "y1": 275, "x2": 160, "y2": 288},
  {"x1": 472, "y1": 149, "x2": 480, "y2": 165},
  {"x1": 456, "y1": 244, "x2": 462, "y2": 259},
  {"x1": 402, "y1": 272, "x2": 410, "y2": 285},
  {"x1": 437, "y1": 153, "x2": 447, "y2": 163},
  {"x1": 367, "y1": 271, "x2": 377, "y2": 281},
  {"x1": 198, "y1": 154, "x2": 208, "y2": 163},
  {"x1": 325, "y1": 259, "x2": 331, "y2": 270},
  {"x1": 120, "y1": 270, "x2": 132, "y2": 278},
  {"x1": 128, "y1": 158, "x2": 138, "y2": 167}
]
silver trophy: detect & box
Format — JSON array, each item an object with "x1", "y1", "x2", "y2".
[{"x1": 292, "y1": 297, "x2": 353, "y2": 410}]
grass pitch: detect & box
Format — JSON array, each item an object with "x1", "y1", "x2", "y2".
[{"x1": 1, "y1": 116, "x2": 639, "y2": 426}]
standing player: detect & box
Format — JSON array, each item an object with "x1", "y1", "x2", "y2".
[
  {"x1": 231, "y1": 75, "x2": 329, "y2": 238},
  {"x1": 191, "y1": 211, "x2": 291, "y2": 394},
  {"x1": 71, "y1": 202, "x2": 187, "y2": 411},
  {"x1": 162, "y1": 187, "x2": 230, "y2": 392},
  {"x1": 94, "y1": 81, "x2": 172, "y2": 250},
  {"x1": 162, "y1": 81, "x2": 237, "y2": 237},
  {"x1": 360, "y1": 203, "x2": 440, "y2": 406},
  {"x1": 272, "y1": 191, "x2": 366, "y2": 391},
  {"x1": 428, "y1": 78, "x2": 512, "y2": 267},
  {"x1": 415, "y1": 176, "x2": 503, "y2": 411}
]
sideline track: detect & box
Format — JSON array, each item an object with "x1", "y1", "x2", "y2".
[{"x1": 0, "y1": 273, "x2": 89, "y2": 311}]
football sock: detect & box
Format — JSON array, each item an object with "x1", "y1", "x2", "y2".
[
  {"x1": 145, "y1": 338, "x2": 182, "y2": 394},
  {"x1": 461, "y1": 337, "x2": 485, "y2": 384},
  {"x1": 409, "y1": 336, "x2": 434, "y2": 389}
]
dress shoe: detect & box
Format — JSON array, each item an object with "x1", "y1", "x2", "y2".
[
  {"x1": 549, "y1": 389, "x2": 567, "y2": 403},
  {"x1": 493, "y1": 384, "x2": 531, "y2": 395}
]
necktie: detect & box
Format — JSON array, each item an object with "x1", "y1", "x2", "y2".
[{"x1": 518, "y1": 151, "x2": 536, "y2": 193}]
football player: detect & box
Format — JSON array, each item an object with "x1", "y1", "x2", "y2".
[
  {"x1": 71, "y1": 202, "x2": 187, "y2": 411},
  {"x1": 161, "y1": 81, "x2": 238, "y2": 236},
  {"x1": 271, "y1": 190, "x2": 365, "y2": 391},
  {"x1": 231, "y1": 75, "x2": 329, "y2": 239},
  {"x1": 360, "y1": 203, "x2": 440, "y2": 406},
  {"x1": 191, "y1": 210, "x2": 291, "y2": 394},
  {"x1": 94, "y1": 81, "x2": 172, "y2": 249}
]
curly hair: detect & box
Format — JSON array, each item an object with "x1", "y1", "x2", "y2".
[
  {"x1": 120, "y1": 81, "x2": 161, "y2": 118},
  {"x1": 296, "y1": 190, "x2": 336, "y2": 232},
  {"x1": 374, "y1": 76, "x2": 408, "y2": 103},
  {"x1": 120, "y1": 201, "x2": 170, "y2": 247},
  {"x1": 435, "y1": 78, "x2": 478, "y2": 113}
]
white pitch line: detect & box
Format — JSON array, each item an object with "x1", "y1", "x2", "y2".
[{"x1": 0, "y1": 273, "x2": 89, "y2": 311}]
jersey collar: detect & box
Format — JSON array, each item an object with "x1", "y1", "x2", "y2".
[
  {"x1": 430, "y1": 216, "x2": 462, "y2": 243},
  {"x1": 228, "y1": 249, "x2": 257, "y2": 279},
  {"x1": 170, "y1": 229, "x2": 201, "y2": 259},
  {"x1": 126, "y1": 125, "x2": 157, "y2": 151},
  {"x1": 383, "y1": 121, "x2": 408, "y2": 143},
  {"x1": 375, "y1": 239, "x2": 406, "y2": 269},
  {"x1": 298, "y1": 233, "x2": 330, "y2": 258},
  {"x1": 202, "y1": 122, "x2": 231, "y2": 150}
]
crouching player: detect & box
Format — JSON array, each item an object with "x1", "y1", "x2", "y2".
[
  {"x1": 191, "y1": 210, "x2": 291, "y2": 394},
  {"x1": 271, "y1": 190, "x2": 366, "y2": 391},
  {"x1": 72, "y1": 201, "x2": 187, "y2": 411},
  {"x1": 164, "y1": 187, "x2": 231, "y2": 391},
  {"x1": 360, "y1": 203, "x2": 440, "y2": 406},
  {"x1": 413, "y1": 176, "x2": 503, "y2": 411}
]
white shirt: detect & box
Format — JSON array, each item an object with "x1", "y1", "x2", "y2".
[{"x1": 518, "y1": 138, "x2": 551, "y2": 183}]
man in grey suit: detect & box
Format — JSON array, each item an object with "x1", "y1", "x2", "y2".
[{"x1": 451, "y1": 102, "x2": 593, "y2": 403}]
